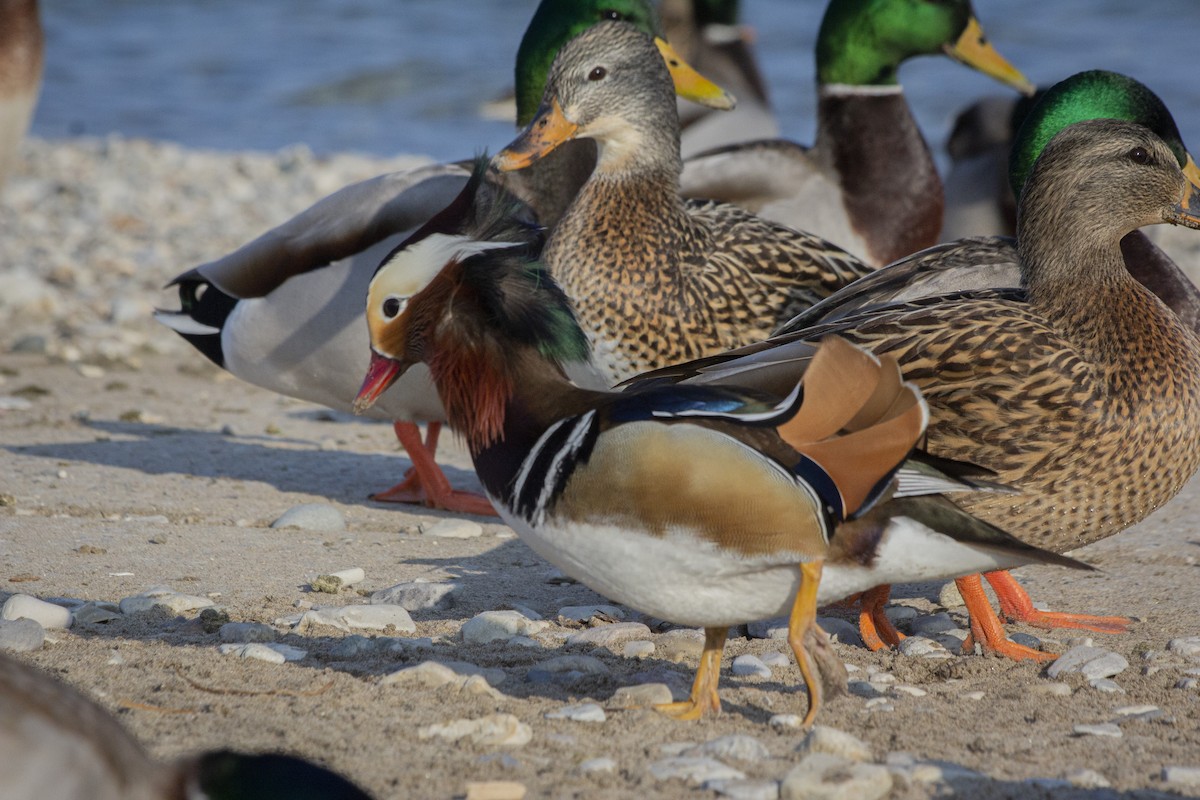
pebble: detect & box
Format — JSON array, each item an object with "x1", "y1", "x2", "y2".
[
  {"x1": 1073, "y1": 723, "x2": 1122, "y2": 738},
  {"x1": 884, "y1": 752, "x2": 981, "y2": 786},
  {"x1": 896, "y1": 636, "x2": 952, "y2": 659},
  {"x1": 462, "y1": 611, "x2": 549, "y2": 644},
  {"x1": 545, "y1": 703, "x2": 607, "y2": 723},
  {"x1": 0, "y1": 618, "x2": 45, "y2": 651},
  {"x1": 1176, "y1": 677, "x2": 1200, "y2": 690},
  {"x1": 566, "y1": 622, "x2": 651, "y2": 647},
  {"x1": 1032, "y1": 682, "x2": 1073, "y2": 696},
  {"x1": 847, "y1": 680, "x2": 883, "y2": 698},
  {"x1": 1047, "y1": 645, "x2": 1129, "y2": 681},
  {"x1": 269, "y1": 503, "x2": 346, "y2": 531},
  {"x1": 558, "y1": 604, "x2": 624, "y2": 622},
  {"x1": 464, "y1": 781, "x2": 526, "y2": 800},
  {"x1": 648, "y1": 757, "x2": 745, "y2": 784},
  {"x1": 609, "y1": 683, "x2": 674, "y2": 708},
  {"x1": 703, "y1": 778, "x2": 781, "y2": 800},
  {"x1": 381, "y1": 661, "x2": 504, "y2": 697},
  {"x1": 687, "y1": 735, "x2": 769, "y2": 763},
  {"x1": 422, "y1": 519, "x2": 483, "y2": 539},
  {"x1": 72, "y1": 601, "x2": 122, "y2": 625},
  {"x1": 1162, "y1": 766, "x2": 1200, "y2": 789},
  {"x1": 1064, "y1": 768, "x2": 1110, "y2": 789},
  {"x1": 327, "y1": 567, "x2": 365, "y2": 586},
  {"x1": 534, "y1": 654, "x2": 609, "y2": 676},
  {"x1": 1114, "y1": 703, "x2": 1160, "y2": 719},
  {"x1": 1088, "y1": 678, "x2": 1125, "y2": 694},
  {"x1": 219, "y1": 643, "x2": 285, "y2": 664},
  {"x1": 296, "y1": 604, "x2": 415, "y2": 633},
  {"x1": 815, "y1": 616, "x2": 862, "y2": 647},
  {"x1": 1, "y1": 594, "x2": 72, "y2": 629},
  {"x1": 864, "y1": 698, "x2": 894, "y2": 711},
  {"x1": 330, "y1": 635, "x2": 376, "y2": 659},
  {"x1": 937, "y1": 581, "x2": 964, "y2": 608},
  {"x1": 731, "y1": 654, "x2": 772, "y2": 679},
  {"x1": 1167, "y1": 636, "x2": 1200, "y2": 661},
  {"x1": 578, "y1": 758, "x2": 616, "y2": 775},
  {"x1": 908, "y1": 612, "x2": 960, "y2": 636},
  {"x1": 769, "y1": 714, "x2": 804, "y2": 730},
  {"x1": 1009, "y1": 632, "x2": 1042, "y2": 650},
  {"x1": 119, "y1": 586, "x2": 214, "y2": 615},
  {"x1": 371, "y1": 579, "x2": 461, "y2": 611},
  {"x1": 623, "y1": 640, "x2": 655, "y2": 658},
  {"x1": 961, "y1": 691, "x2": 985, "y2": 701},
  {"x1": 797, "y1": 726, "x2": 871, "y2": 762},
  {"x1": 761, "y1": 651, "x2": 791, "y2": 668},
  {"x1": 747, "y1": 617, "x2": 788, "y2": 640},
  {"x1": 217, "y1": 622, "x2": 277, "y2": 643},
  {"x1": 419, "y1": 714, "x2": 531, "y2": 747},
  {"x1": 657, "y1": 630, "x2": 706, "y2": 661},
  {"x1": 781, "y1": 754, "x2": 893, "y2": 800},
  {"x1": 890, "y1": 684, "x2": 927, "y2": 698}
]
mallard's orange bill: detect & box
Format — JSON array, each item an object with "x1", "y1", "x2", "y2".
[
  {"x1": 944, "y1": 17, "x2": 1035, "y2": 97},
  {"x1": 354, "y1": 351, "x2": 405, "y2": 414},
  {"x1": 654, "y1": 36, "x2": 737, "y2": 111},
  {"x1": 1168, "y1": 154, "x2": 1200, "y2": 229},
  {"x1": 491, "y1": 98, "x2": 579, "y2": 172}
]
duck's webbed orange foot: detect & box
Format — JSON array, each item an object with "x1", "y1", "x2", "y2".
[
  {"x1": 857, "y1": 584, "x2": 906, "y2": 652},
  {"x1": 654, "y1": 627, "x2": 727, "y2": 720},
  {"x1": 957, "y1": 574, "x2": 1056, "y2": 662},
  {"x1": 985, "y1": 571, "x2": 1130, "y2": 634},
  {"x1": 371, "y1": 422, "x2": 498, "y2": 517}
]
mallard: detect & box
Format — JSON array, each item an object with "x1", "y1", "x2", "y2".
[
  {"x1": 658, "y1": 0, "x2": 780, "y2": 156},
  {"x1": 0, "y1": 653, "x2": 372, "y2": 800},
  {"x1": 632, "y1": 115, "x2": 1200, "y2": 661},
  {"x1": 354, "y1": 168, "x2": 1088, "y2": 722},
  {"x1": 155, "y1": 0, "x2": 732, "y2": 516},
  {"x1": 492, "y1": 20, "x2": 872, "y2": 385},
  {"x1": 0, "y1": 0, "x2": 43, "y2": 188},
  {"x1": 677, "y1": 0, "x2": 1034, "y2": 267}
]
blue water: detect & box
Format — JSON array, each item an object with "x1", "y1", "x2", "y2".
[{"x1": 31, "y1": 0, "x2": 1200, "y2": 163}]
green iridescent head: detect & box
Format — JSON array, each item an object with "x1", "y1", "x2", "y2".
[
  {"x1": 1010, "y1": 70, "x2": 1195, "y2": 198},
  {"x1": 515, "y1": 0, "x2": 660, "y2": 126},
  {"x1": 693, "y1": 0, "x2": 741, "y2": 27},
  {"x1": 815, "y1": 0, "x2": 1031, "y2": 94}
]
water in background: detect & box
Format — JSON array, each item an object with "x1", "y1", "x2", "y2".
[{"x1": 31, "y1": 0, "x2": 1200, "y2": 164}]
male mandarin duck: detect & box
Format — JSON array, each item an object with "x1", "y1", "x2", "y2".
[
  {"x1": 0, "y1": 653, "x2": 373, "y2": 800},
  {"x1": 492, "y1": 20, "x2": 872, "y2": 385},
  {"x1": 155, "y1": 0, "x2": 733, "y2": 517},
  {"x1": 676, "y1": 0, "x2": 1034, "y2": 267},
  {"x1": 0, "y1": 0, "x2": 43, "y2": 188},
  {"x1": 354, "y1": 161, "x2": 1089, "y2": 722},
  {"x1": 631, "y1": 110, "x2": 1200, "y2": 661}
]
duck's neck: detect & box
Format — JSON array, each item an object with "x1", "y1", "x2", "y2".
[{"x1": 501, "y1": 139, "x2": 597, "y2": 231}]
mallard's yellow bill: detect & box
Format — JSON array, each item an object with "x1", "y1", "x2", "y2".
[
  {"x1": 491, "y1": 98, "x2": 580, "y2": 172},
  {"x1": 944, "y1": 18, "x2": 1035, "y2": 97},
  {"x1": 1169, "y1": 153, "x2": 1200, "y2": 229},
  {"x1": 655, "y1": 37, "x2": 737, "y2": 111}
]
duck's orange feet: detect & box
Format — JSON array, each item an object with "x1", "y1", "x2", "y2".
[
  {"x1": 956, "y1": 574, "x2": 1055, "y2": 662},
  {"x1": 655, "y1": 627, "x2": 727, "y2": 720},
  {"x1": 370, "y1": 422, "x2": 498, "y2": 517},
  {"x1": 984, "y1": 571, "x2": 1130, "y2": 634},
  {"x1": 857, "y1": 584, "x2": 906, "y2": 652}
]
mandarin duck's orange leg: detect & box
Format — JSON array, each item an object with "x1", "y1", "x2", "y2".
[
  {"x1": 857, "y1": 584, "x2": 906, "y2": 652},
  {"x1": 370, "y1": 422, "x2": 498, "y2": 517},
  {"x1": 788, "y1": 560, "x2": 832, "y2": 727},
  {"x1": 984, "y1": 570, "x2": 1130, "y2": 634},
  {"x1": 957, "y1": 573, "x2": 1055, "y2": 662},
  {"x1": 655, "y1": 627, "x2": 728, "y2": 720}
]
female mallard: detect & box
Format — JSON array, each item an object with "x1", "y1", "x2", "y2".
[
  {"x1": 0, "y1": 0, "x2": 43, "y2": 188},
  {"x1": 155, "y1": 0, "x2": 732, "y2": 516},
  {"x1": 492, "y1": 20, "x2": 872, "y2": 385},
  {"x1": 677, "y1": 0, "x2": 1034, "y2": 267},
  {"x1": 354, "y1": 176, "x2": 1087, "y2": 722},
  {"x1": 0, "y1": 653, "x2": 372, "y2": 799},
  {"x1": 633, "y1": 117, "x2": 1200, "y2": 661}
]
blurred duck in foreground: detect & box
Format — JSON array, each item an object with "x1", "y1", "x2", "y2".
[
  {"x1": 632, "y1": 106, "x2": 1200, "y2": 660},
  {"x1": 0, "y1": 653, "x2": 372, "y2": 800},
  {"x1": 0, "y1": 0, "x2": 43, "y2": 188},
  {"x1": 156, "y1": 0, "x2": 732, "y2": 516},
  {"x1": 354, "y1": 162, "x2": 1089, "y2": 722},
  {"x1": 677, "y1": 0, "x2": 1034, "y2": 267}
]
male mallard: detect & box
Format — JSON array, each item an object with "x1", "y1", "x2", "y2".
[
  {"x1": 633, "y1": 116, "x2": 1200, "y2": 661},
  {"x1": 492, "y1": 20, "x2": 872, "y2": 385},
  {"x1": 677, "y1": 0, "x2": 1033, "y2": 267},
  {"x1": 0, "y1": 653, "x2": 372, "y2": 800},
  {"x1": 155, "y1": 0, "x2": 732, "y2": 516},
  {"x1": 354, "y1": 168, "x2": 1088, "y2": 722},
  {"x1": 0, "y1": 0, "x2": 43, "y2": 188}
]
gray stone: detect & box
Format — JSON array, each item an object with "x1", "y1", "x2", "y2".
[
  {"x1": 1, "y1": 594, "x2": 72, "y2": 629},
  {"x1": 1072, "y1": 723, "x2": 1122, "y2": 738},
  {"x1": 1047, "y1": 645, "x2": 1128, "y2": 680},
  {"x1": 884, "y1": 605, "x2": 919, "y2": 623},
  {"x1": 269, "y1": 503, "x2": 346, "y2": 531},
  {"x1": 217, "y1": 621, "x2": 277, "y2": 643},
  {"x1": 648, "y1": 756, "x2": 745, "y2": 784},
  {"x1": 703, "y1": 778, "x2": 781, "y2": 800},
  {"x1": 815, "y1": 616, "x2": 862, "y2": 647},
  {"x1": 937, "y1": 581, "x2": 964, "y2": 608},
  {"x1": 535, "y1": 654, "x2": 609, "y2": 675},
  {"x1": 623, "y1": 640, "x2": 655, "y2": 658},
  {"x1": 558, "y1": 604, "x2": 625, "y2": 622},
  {"x1": 1009, "y1": 632, "x2": 1041, "y2": 650},
  {"x1": 1032, "y1": 682, "x2": 1073, "y2": 696},
  {"x1": 119, "y1": 587, "x2": 214, "y2": 615},
  {"x1": 1176, "y1": 677, "x2": 1200, "y2": 690},
  {"x1": 330, "y1": 635, "x2": 375, "y2": 658},
  {"x1": 781, "y1": 754, "x2": 893, "y2": 800},
  {"x1": 797, "y1": 726, "x2": 872, "y2": 762},
  {"x1": 909, "y1": 612, "x2": 959, "y2": 636},
  {"x1": 1088, "y1": 678, "x2": 1125, "y2": 694},
  {"x1": 297, "y1": 604, "x2": 415, "y2": 633},
  {"x1": 890, "y1": 684, "x2": 927, "y2": 698},
  {"x1": 422, "y1": 519, "x2": 483, "y2": 539},
  {"x1": 761, "y1": 651, "x2": 791, "y2": 668},
  {"x1": 72, "y1": 602, "x2": 122, "y2": 625},
  {"x1": 462, "y1": 610, "x2": 548, "y2": 644},
  {"x1": 1167, "y1": 637, "x2": 1200, "y2": 661},
  {"x1": 545, "y1": 703, "x2": 606, "y2": 723},
  {"x1": 371, "y1": 580, "x2": 462, "y2": 611},
  {"x1": 1162, "y1": 766, "x2": 1200, "y2": 788},
  {"x1": 847, "y1": 680, "x2": 883, "y2": 698},
  {"x1": 731, "y1": 654, "x2": 772, "y2": 678},
  {"x1": 219, "y1": 643, "x2": 286, "y2": 664},
  {"x1": 747, "y1": 617, "x2": 789, "y2": 640},
  {"x1": 609, "y1": 683, "x2": 674, "y2": 708},
  {"x1": 688, "y1": 735, "x2": 769, "y2": 763},
  {"x1": 578, "y1": 758, "x2": 616, "y2": 774},
  {"x1": 418, "y1": 714, "x2": 531, "y2": 747},
  {"x1": 381, "y1": 661, "x2": 505, "y2": 696},
  {"x1": 896, "y1": 636, "x2": 952, "y2": 659},
  {"x1": 0, "y1": 618, "x2": 44, "y2": 652},
  {"x1": 566, "y1": 622, "x2": 651, "y2": 647}
]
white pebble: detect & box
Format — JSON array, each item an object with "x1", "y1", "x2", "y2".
[
  {"x1": 119, "y1": 589, "x2": 213, "y2": 615},
  {"x1": 798, "y1": 726, "x2": 872, "y2": 762},
  {"x1": 1032, "y1": 682, "x2": 1073, "y2": 696},
  {"x1": 864, "y1": 698, "x2": 894, "y2": 711},
  {"x1": 781, "y1": 754, "x2": 892, "y2": 800},
  {"x1": 422, "y1": 519, "x2": 483, "y2": 538},
  {"x1": 891, "y1": 684, "x2": 927, "y2": 698},
  {"x1": 1114, "y1": 704, "x2": 1159, "y2": 717},
  {"x1": 297, "y1": 604, "x2": 415, "y2": 633},
  {"x1": 609, "y1": 683, "x2": 674, "y2": 708},
  {"x1": 1047, "y1": 645, "x2": 1128, "y2": 681},
  {"x1": 462, "y1": 610, "x2": 548, "y2": 644},
  {"x1": 269, "y1": 503, "x2": 346, "y2": 531},
  {"x1": 328, "y1": 567, "x2": 365, "y2": 586},
  {"x1": 623, "y1": 640, "x2": 655, "y2": 658},
  {"x1": 731, "y1": 654, "x2": 772, "y2": 678},
  {"x1": 1163, "y1": 766, "x2": 1200, "y2": 788},
  {"x1": 535, "y1": 655, "x2": 608, "y2": 675},
  {"x1": 219, "y1": 643, "x2": 285, "y2": 664},
  {"x1": 769, "y1": 714, "x2": 803, "y2": 730},
  {"x1": 703, "y1": 778, "x2": 781, "y2": 800},
  {"x1": 687, "y1": 735, "x2": 769, "y2": 763},
  {"x1": 1072, "y1": 723, "x2": 1122, "y2": 738},
  {"x1": 1088, "y1": 678, "x2": 1124, "y2": 694},
  {"x1": 937, "y1": 582, "x2": 964, "y2": 608},
  {"x1": 545, "y1": 703, "x2": 607, "y2": 723},
  {"x1": 760, "y1": 651, "x2": 790, "y2": 668},
  {"x1": 961, "y1": 691, "x2": 985, "y2": 701},
  {"x1": 566, "y1": 622, "x2": 651, "y2": 647},
  {"x1": 1167, "y1": 637, "x2": 1200, "y2": 661},
  {"x1": 648, "y1": 757, "x2": 745, "y2": 784},
  {"x1": 381, "y1": 661, "x2": 505, "y2": 694},
  {"x1": 578, "y1": 758, "x2": 616, "y2": 775},
  {"x1": 371, "y1": 580, "x2": 461, "y2": 611},
  {"x1": 1, "y1": 594, "x2": 72, "y2": 630},
  {"x1": 896, "y1": 637, "x2": 952, "y2": 659},
  {"x1": 419, "y1": 714, "x2": 531, "y2": 747},
  {"x1": 0, "y1": 618, "x2": 45, "y2": 652}
]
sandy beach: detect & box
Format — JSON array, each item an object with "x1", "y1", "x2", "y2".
[{"x1": 2, "y1": 136, "x2": 1200, "y2": 799}]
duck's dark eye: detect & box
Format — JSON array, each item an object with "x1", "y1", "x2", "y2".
[
  {"x1": 588, "y1": 66, "x2": 607, "y2": 81},
  {"x1": 1127, "y1": 146, "x2": 1151, "y2": 165},
  {"x1": 600, "y1": 9, "x2": 624, "y2": 21},
  {"x1": 382, "y1": 297, "x2": 403, "y2": 319}
]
